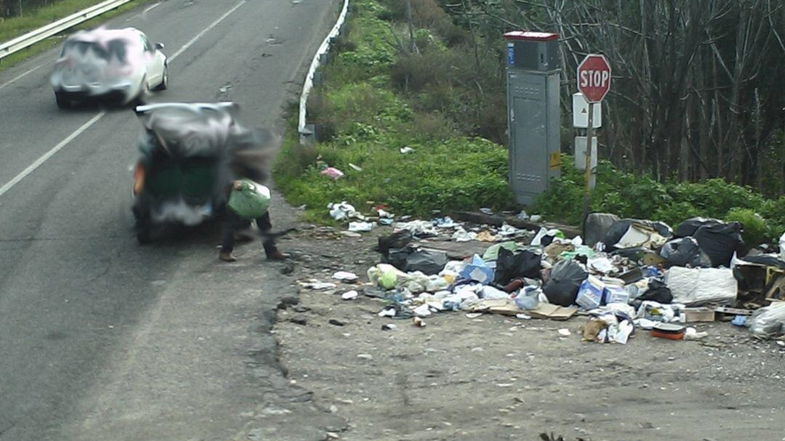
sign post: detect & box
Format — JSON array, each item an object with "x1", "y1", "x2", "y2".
[{"x1": 576, "y1": 54, "x2": 611, "y2": 225}]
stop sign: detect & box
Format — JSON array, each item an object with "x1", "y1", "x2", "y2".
[{"x1": 577, "y1": 54, "x2": 611, "y2": 103}]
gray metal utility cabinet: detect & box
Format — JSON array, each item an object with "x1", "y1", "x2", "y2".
[{"x1": 505, "y1": 31, "x2": 561, "y2": 206}]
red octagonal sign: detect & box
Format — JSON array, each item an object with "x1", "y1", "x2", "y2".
[{"x1": 577, "y1": 54, "x2": 611, "y2": 103}]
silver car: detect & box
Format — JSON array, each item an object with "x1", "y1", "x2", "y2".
[{"x1": 51, "y1": 27, "x2": 168, "y2": 108}]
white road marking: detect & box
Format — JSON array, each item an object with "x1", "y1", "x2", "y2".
[
  {"x1": 170, "y1": 0, "x2": 246, "y2": 61},
  {"x1": 0, "y1": 0, "x2": 247, "y2": 199},
  {"x1": 0, "y1": 112, "x2": 105, "y2": 198},
  {"x1": 143, "y1": 2, "x2": 161, "y2": 13},
  {"x1": 0, "y1": 64, "x2": 44, "y2": 90}
]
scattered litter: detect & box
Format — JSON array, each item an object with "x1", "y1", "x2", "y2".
[
  {"x1": 650, "y1": 323, "x2": 686, "y2": 340},
  {"x1": 452, "y1": 227, "x2": 478, "y2": 242},
  {"x1": 582, "y1": 319, "x2": 608, "y2": 342},
  {"x1": 731, "y1": 315, "x2": 747, "y2": 327},
  {"x1": 476, "y1": 231, "x2": 497, "y2": 242},
  {"x1": 298, "y1": 280, "x2": 337, "y2": 290},
  {"x1": 357, "y1": 354, "x2": 373, "y2": 360},
  {"x1": 348, "y1": 163, "x2": 362, "y2": 171},
  {"x1": 328, "y1": 201, "x2": 362, "y2": 221},
  {"x1": 341, "y1": 290, "x2": 359, "y2": 300},
  {"x1": 514, "y1": 286, "x2": 541, "y2": 310},
  {"x1": 434, "y1": 216, "x2": 458, "y2": 228},
  {"x1": 684, "y1": 327, "x2": 708, "y2": 340},
  {"x1": 348, "y1": 221, "x2": 376, "y2": 232},
  {"x1": 320, "y1": 167, "x2": 344, "y2": 179},
  {"x1": 297, "y1": 210, "x2": 785, "y2": 350},
  {"x1": 460, "y1": 255, "x2": 495, "y2": 285},
  {"x1": 378, "y1": 308, "x2": 396, "y2": 318},
  {"x1": 333, "y1": 271, "x2": 359, "y2": 282},
  {"x1": 381, "y1": 323, "x2": 397, "y2": 331},
  {"x1": 413, "y1": 304, "x2": 433, "y2": 317},
  {"x1": 395, "y1": 220, "x2": 439, "y2": 237},
  {"x1": 400, "y1": 146, "x2": 415, "y2": 154},
  {"x1": 747, "y1": 302, "x2": 785, "y2": 339}
]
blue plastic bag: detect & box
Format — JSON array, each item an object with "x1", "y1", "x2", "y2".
[{"x1": 460, "y1": 255, "x2": 495, "y2": 285}]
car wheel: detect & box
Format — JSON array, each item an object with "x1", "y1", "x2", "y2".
[
  {"x1": 154, "y1": 65, "x2": 169, "y2": 91},
  {"x1": 133, "y1": 206, "x2": 154, "y2": 244},
  {"x1": 55, "y1": 92, "x2": 70, "y2": 109},
  {"x1": 132, "y1": 78, "x2": 150, "y2": 107}
]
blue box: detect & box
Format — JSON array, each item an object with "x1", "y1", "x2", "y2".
[{"x1": 576, "y1": 276, "x2": 604, "y2": 310}]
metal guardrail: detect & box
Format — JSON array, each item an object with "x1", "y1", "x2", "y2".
[
  {"x1": 298, "y1": 0, "x2": 349, "y2": 143},
  {"x1": 0, "y1": 0, "x2": 132, "y2": 61}
]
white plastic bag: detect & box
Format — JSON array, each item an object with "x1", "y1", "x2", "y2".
[
  {"x1": 666, "y1": 266, "x2": 737, "y2": 306},
  {"x1": 748, "y1": 302, "x2": 785, "y2": 338}
]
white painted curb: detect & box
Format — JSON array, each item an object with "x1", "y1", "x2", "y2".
[{"x1": 298, "y1": 0, "x2": 349, "y2": 143}]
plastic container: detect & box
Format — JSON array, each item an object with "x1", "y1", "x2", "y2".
[{"x1": 650, "y1": 323, "x2": 685, "y2": 340}]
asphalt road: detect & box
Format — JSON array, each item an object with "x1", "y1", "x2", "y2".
[{"x1": 0, "y1": 1, "x2": 343, "y2": 440}]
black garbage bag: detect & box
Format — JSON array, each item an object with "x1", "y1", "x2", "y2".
[
  {"x1": 543, "y1": 260, "x2": 587, "y2": 307},
  {"x1": 388, "y1": 247, "x2": 448, "y2": 275},
  {"x1": 693, "y1": 222, "x2": 744, "y2": 267},
  {"x1": 404, "y1": 248, "x2": 448, "y2": 275},
  {"x1": 386, "y1": 246, "x2": 413, "y2": 270},
  {"x1": 610, "y1": 247, "x2": 666, "y2": 267},
  {"x1": 584, "y1": 212, "x2": 620, "y2": 247},
  {"x1": 603, "y1": 219, "x2": 673, "y2": 250},
  {"x1": 738, "y1": 254, "x2": 785, "y2": 269},
  {"x1": 493, "y1": 247, "x2": 542, "y2": 285},
  {"x1": 377, "y1": 230, "x2": 413, "y2": 258},
  {"x1": 633, "y1": 279, "x2": 673, "y2": 304},
  {"x1": 660, "y1": 237, "x2": 712, "y2": 268},
  {"x1": 675, "y1": 217, "x2": 722, "y2": 238}
]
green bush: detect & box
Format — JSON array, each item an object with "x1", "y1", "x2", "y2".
[
  {"x1": 725, "y1": 208, "x2": 770, "y2": 247},
  {"x1": 666, "y1": 179, "x2": 764, "y2": 219},
  {"x1": 534, "y1": 157, "x2": 779, "y2": 236},
  {"x1": 760, "y1": 196, "x2": 785, "y2": 238}
]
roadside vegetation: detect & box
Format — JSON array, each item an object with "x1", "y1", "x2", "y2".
[
  {"x1": 269, "y1": 0, "x2": 785, "y2": 247},
  {"x1": 274, "y1": 0, "x2": 516, "y2": 222},
  {"x1": 0, "y1": 0, "x2": 153, "y2": 70}
]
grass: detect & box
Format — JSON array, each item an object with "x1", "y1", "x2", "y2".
[
  {"x1": 0, "y1": 0, "x2": 157, "y2": 72},
  {"x1": 273, "y1": 0, "x2": 517, "y2": 223}
]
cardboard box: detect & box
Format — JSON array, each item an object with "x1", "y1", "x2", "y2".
[
  {"x1": 603, "y1": 285, "x2": 630, "y2": 305},
  {"x1": 576, "y1": 276, "x2": 605, "y2": 310},
  {"x1": 684, "y1": 307, "x2": 715, "y2": 322}
]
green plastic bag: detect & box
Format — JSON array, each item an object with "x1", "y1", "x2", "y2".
[{"x1": 227, "y1": 179, "x2": 271, "y2": 218}]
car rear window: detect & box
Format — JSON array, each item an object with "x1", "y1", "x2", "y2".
[{"x1": 61, "y1": 39, "x2": 129, "y2": 64}]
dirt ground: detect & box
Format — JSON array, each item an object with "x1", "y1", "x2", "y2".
[{"x1": 271, "y1": 223, "x2": 785, "y2": 441}]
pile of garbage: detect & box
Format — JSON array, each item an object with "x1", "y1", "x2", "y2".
[{"x1": 302, "y1": 209, "x2": 785, "y2": 343}]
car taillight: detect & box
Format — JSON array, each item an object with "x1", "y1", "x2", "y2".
[{"x1": 133, "y1": 162, "x2": 146, "y2": 195}]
